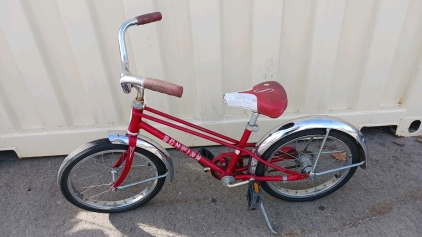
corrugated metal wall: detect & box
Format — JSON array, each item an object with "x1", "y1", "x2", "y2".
[{"x1": 1, "y1": 0, "x2": 422, "y2": 157}]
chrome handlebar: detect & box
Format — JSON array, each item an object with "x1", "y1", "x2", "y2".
[
  {"x1": 118, "y1": 19, "x2": 137, "y2": 75},
  {"x1": 118, "y1": 13, "x2": 173, "y2": 97},
  {"x1": 118, "y1": 19, "x2": 138, "y2": 94}
]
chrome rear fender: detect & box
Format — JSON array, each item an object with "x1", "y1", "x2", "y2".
[
  {"x1": 108, "y1": 133, "x2": 174, "y2": 182},
  {"x1": 250, "y1": 116, "x2": 368, "y2": 174}
]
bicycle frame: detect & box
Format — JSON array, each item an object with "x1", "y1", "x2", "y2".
[
  {"x1": 110, "y1": 105, "x2": 308, "y2": 190},
  {"x1": 110, "y1": 15, "x2": 309, "y2": 190},
  {"x1": 57, "y1": 13, "x2": 370, "y2": 234}
]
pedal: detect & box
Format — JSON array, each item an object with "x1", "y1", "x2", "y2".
[
  {"x1": 198, "y1": 148, "x2": 214, "y2": 171},
  {"x1": 246, "y1": 180, "x2": 262, "y2": 210}
]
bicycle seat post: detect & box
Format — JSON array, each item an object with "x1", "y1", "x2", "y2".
[{"x1": 247, "y1": 112, "x2": 259, "y2": 132}]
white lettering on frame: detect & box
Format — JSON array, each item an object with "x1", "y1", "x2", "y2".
[{"x1": 163, "y1": 136, "x2": 170, "y2": 142}]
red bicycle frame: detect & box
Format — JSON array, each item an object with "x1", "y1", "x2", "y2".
[{"x1": 110, "y1": 105, "x2": 308, "y2": 189}]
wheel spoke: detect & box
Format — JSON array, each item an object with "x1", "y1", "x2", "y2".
[
  {"x1": 81, "y1": 182, "x2": 113, "y2": 194},
  {"x1": 91, "y1": 189, "x2": 111, "y2": 200},
  {"x1": 73, "y1": 173, "x2": 103, "y2": 182},
  {"x1": 276, "y1": 150, "x2": 298, "y2": 160}
]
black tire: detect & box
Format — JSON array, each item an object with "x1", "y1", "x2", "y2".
[
  {"x1": 58, "y1": 138, "x2": 166, "y2": 213},
  {"x1": 256, "y1": 129, "x2": 360, "y2": 202}
]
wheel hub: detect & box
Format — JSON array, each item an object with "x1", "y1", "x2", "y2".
[{"x1": 297, "y1": 154, "x2": 313, "y2": 174}]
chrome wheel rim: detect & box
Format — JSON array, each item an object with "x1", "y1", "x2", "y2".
[{"x1": 67, "y1": 150, "x2": 158, "y2": 210}]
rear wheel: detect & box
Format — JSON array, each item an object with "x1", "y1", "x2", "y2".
[
  {"x1": 256, "y1": 129, "x2": 360, "y2": 201},
  {"x1": 58, "y1": 138, "x2": 166, "y2": 213}
]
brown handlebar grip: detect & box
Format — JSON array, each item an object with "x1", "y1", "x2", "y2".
[
  {"x1": 135, "y1": 12, "x2": 162, "y2": 25},
  {"x1": 143, "y1": 77, "x2": 183, "y2": 98}
]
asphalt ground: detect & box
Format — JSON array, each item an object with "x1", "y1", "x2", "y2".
[{"x1": 1, "y1": 127, "x2": 421, "y2": 237}]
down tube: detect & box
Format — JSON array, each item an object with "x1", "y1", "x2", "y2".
[{"x1": 140, "y1": 122, "x2": 227, "y2": 176}]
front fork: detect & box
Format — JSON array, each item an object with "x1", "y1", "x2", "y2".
[
  {"x1": 110, "y1": 135, "x2": 138, "y2": 190},
  {"x1": 110, "y1": 105, "x2": 143, "y2": 190}
]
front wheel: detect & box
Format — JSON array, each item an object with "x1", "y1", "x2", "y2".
[
  {"x1": 256, "y1": 129, "x2": 360, "y2": 202},
  {"x1": 58, "y1": 138, "x2": 166, "y2": 213}
]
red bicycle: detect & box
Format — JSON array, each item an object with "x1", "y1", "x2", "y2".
[{"x1": 58, "y1": 12, "x2": 368, "y2": 234}]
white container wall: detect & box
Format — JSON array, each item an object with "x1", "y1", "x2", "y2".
[{"x1": 0, "y1": 0, "x2": 421, "y2": 157}]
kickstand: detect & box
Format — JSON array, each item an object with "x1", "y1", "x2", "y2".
[
  {"x1": 260, "y1": 202, "x2": 278, "y2": 235},
  {"x1": 247, "y1": 180, "x2": 279, "y2": 235}
]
